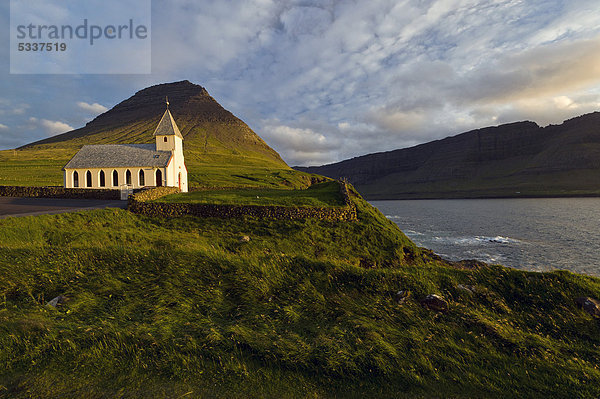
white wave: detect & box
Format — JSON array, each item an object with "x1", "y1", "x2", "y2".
[
  {"x1": 483, "y1": 235, "x2": 522, "y2": 244},
  {"x1": 430, "y1": 235, "x2": 522, "y2": 246}
]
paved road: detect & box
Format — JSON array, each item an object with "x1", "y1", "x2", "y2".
[{"x1": 0, "y1": 197, "x2": 127, "y2": 219}]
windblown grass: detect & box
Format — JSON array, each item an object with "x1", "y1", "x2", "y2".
[{"x1": 1, "y1": 192, "x2": 599, "y2": 398}]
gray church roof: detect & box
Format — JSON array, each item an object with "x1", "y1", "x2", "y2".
[
  {"x1": 63, "y1": 144, "x2": 172, "y2": 169},
  {"x1": 153, "y1": 109, "x2": 183, "y2": 138}
]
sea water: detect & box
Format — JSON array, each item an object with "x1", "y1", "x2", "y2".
[{"x1": 370, "y1": 198, "x2": 600, "y2": 276}]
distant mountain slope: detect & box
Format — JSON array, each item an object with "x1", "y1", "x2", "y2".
[
  {"x1": 24, "y1": 80, "x2": 286, "y2": 167},
  {"x1": 3, "y1": 81, "x2": 317, "y2": 188},
  {"x1": 296, "y1": 112, "x2": 600, "y2": 199}
]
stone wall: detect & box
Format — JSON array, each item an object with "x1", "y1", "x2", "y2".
[
  {"x1": 338, "y1": 179, "x2": 352, "y2": 206},
  {"x1": 128, "y1": 182, "x2": 357, "y2": 221},
  {"x1": 0, "y1": 186, "x2": 121, "y2": 200},
  {"x1": 128, "y1": 201, "x2": 357, "y2": 220},
  {"x1": 130, "y1": 186, "x2": 180, "y2": 202}
]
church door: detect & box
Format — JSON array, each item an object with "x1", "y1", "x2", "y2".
[{"x1": 156, "y1": 169, "x2": 162, "y2": 187}]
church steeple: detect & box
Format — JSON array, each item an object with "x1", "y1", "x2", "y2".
[{"x1": 153, "y1": 101, "x2": 183, "y2": 139}]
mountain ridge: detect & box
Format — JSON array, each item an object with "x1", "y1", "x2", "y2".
[
  {"x1": 23, "y1": 80, "x2": 285, "y2": 166},
  {"x1": 296, "y1": 111, "x2": 600, "y2": 199},
  {"x1": 1, "y1": 80, "x2": 317, "y2": 188}
]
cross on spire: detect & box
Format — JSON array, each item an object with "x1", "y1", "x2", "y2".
[{"x1": 165, "y1": 96, "x2": 170, "y2": 109}]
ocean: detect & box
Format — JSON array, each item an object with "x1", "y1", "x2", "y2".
[{"x1": 370, "y1": 198, "x2": 600, "y2": 276}]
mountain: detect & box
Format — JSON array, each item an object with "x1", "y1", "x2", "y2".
[
  {"x1": 5, "y1": 81, "x2": 313, "y2": 188},
  {"x1": 296, "y1": 112, "x2": 600, "y2": 199},
  {"x1": 24, "y1": 80, "x2": 285, "y2": 166}
]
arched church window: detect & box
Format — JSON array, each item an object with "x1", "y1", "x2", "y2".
[
  {"x1": 112, "y1": 170, "x2": 118, "y2": 186},
  {"x1": 139, "y1": 170, "x2": 145, "y2": 186},
  {"x1": 99, "y1": 170, "x2": 106, "y2": 187},
  {"x1": 156, "y1": 169, "x2": 163, "y2": 187},
  {"x1": 73, "y1": 171, "x2": 79, "y2": 188},
  {"x1": 126, "y1": 169, "x2": 132, "y2": 185},
  {"x1": 86, "y1": 170, "x2": 92, "y2": 188}
]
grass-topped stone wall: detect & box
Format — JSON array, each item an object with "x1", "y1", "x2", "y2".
[
  {"x1": 128, "y1": 186, "x2": 180, "y2": 202},
  {"x1": 128, "y1": 201, "x2": 358, "y2": 220},
  {"x1": 128, "y1": 181, "x2": 358, "y2": 221}
]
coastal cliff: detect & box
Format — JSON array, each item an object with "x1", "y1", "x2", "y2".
[{"x1": 297, "y1": 112, "x2": 600, "y2": 199}]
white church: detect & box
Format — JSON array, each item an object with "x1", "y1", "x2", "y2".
[{"x1": 63, "y1": 101, "x2": 188, "y2": 192}]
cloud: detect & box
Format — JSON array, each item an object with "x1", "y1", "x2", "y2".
[
  {"x1": 2, "y1": 0, "x2": 600, "y2": 162},
  {"x1": 349, "y1": 36, "x2": 600, "y2": 164},
  {"x1": 260, "y1": 121, "x2": 340, "y2": 166},
  {"x1": 484, "y1": 95, "x2": 600, "y2": 127},
  {"x1": 11, "y1": 104, "x2": 30, "y2": 115},
  {"x1": 0, "y1": 100, "x2": 30, "y2": 116},
  {"x1": 29, "y1": 117, "x2": 74, "y2": 136},
  {"x1": 77, "y1": 101, "x2": 108, "y2": 114},
  {"x1": 453, "y1": 38, "x2": 600, "y2": 105}
]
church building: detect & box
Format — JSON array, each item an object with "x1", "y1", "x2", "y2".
[{"x1": 63, "y1": 100, "x2": 188, "y2": 192}]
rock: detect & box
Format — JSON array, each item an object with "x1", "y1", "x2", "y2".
[
  {"x1": 575, "y1": 297, "x2": 600, "y2": 317},
  {"x1": 46, "y1": 295, "x2": 68, "y2": 308},
  {"x1": 239, "y1": 236, "x2": 250, "y2": 243},
  {"x1": 395, "y1": 290, "x2": 411, "y2": 304},
  {"x1": 457, "y1": 284, "x2": 475, "y2": 294},
  {"x1": 421, "y1": 294, "x2": 448, "y2": 312},
  {"x1": 359, "y1": 258, "x2": 376, "y2": 269}
]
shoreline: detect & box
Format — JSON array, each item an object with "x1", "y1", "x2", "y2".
[{"x1": 364, "y1": 192, "x2": 600, "y2": 201}]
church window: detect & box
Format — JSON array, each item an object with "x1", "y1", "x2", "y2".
[
  {"x1": 112, "y1": 170, "x2": 119, "y2": 186},
  {"x1": 164, "y1": 137, "x2": 167, "y2": 142},
  {"x1": 73, "y1": 171, "x2": 79, "y2": 188},
  {"x1": 139, "y1": 169, "x2": 145, "y2": 186},
  {"x1": 126, "y1": 169, "x2": 132, "y2": 185},
  {"x1": 86, "y1": 170, "x2": 92, "y2": 187},
  {"x1": 156, "y1": 169, "x2": 163, "y2": 187},
  {"x1": 99, "y1": 170, "x2": 106, "y2": 187}
]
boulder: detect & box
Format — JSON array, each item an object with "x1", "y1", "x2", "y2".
[
  {"x1": 457, "y1": 284, "x2": 475, "y2": 294},
  {"x1": 239, "y1": 235, "x2": 251, "y2": 243},
  {"x1": 421, "y1": 294, "x2": 448, "y2": 312},
  {"x1": 395, "y1": 290, "x2": 411, "y2": 304},
  {"x1": 46, "y1": 295, "x2": 68, "y2": 308},
  {"x1": 359, "y1": 258, "x2": 376, "y2": 269},
  {"x1": 575, "y1": 297, "x2": 600, "y2": 317}
]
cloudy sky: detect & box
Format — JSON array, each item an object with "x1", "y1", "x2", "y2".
[{"x1": 1, "y1": 0, "x2": 600, "y2": 166}]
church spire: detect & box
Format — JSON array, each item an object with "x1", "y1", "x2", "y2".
[{"x1": 153, "y1": 102, "x2": 183, "y2": 139}]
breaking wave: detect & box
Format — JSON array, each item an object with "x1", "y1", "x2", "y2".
[{"x1": 431, "y1": 235, "x2": 522, "y2": 246}]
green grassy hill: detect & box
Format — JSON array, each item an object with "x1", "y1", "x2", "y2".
[
  {"x1": 1, "y1": 190, "x2": 600, "y2": 398},
  {"x1": 1, "y1": 81, "x2": 600, "y2": 397},
  {"x1": 0, "y1": 80, "x2": 314, "y2": 189}
]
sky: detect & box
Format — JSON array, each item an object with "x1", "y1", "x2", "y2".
[{"x1": 1, "y1": 0, "x2": 600, "y2": 166}]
